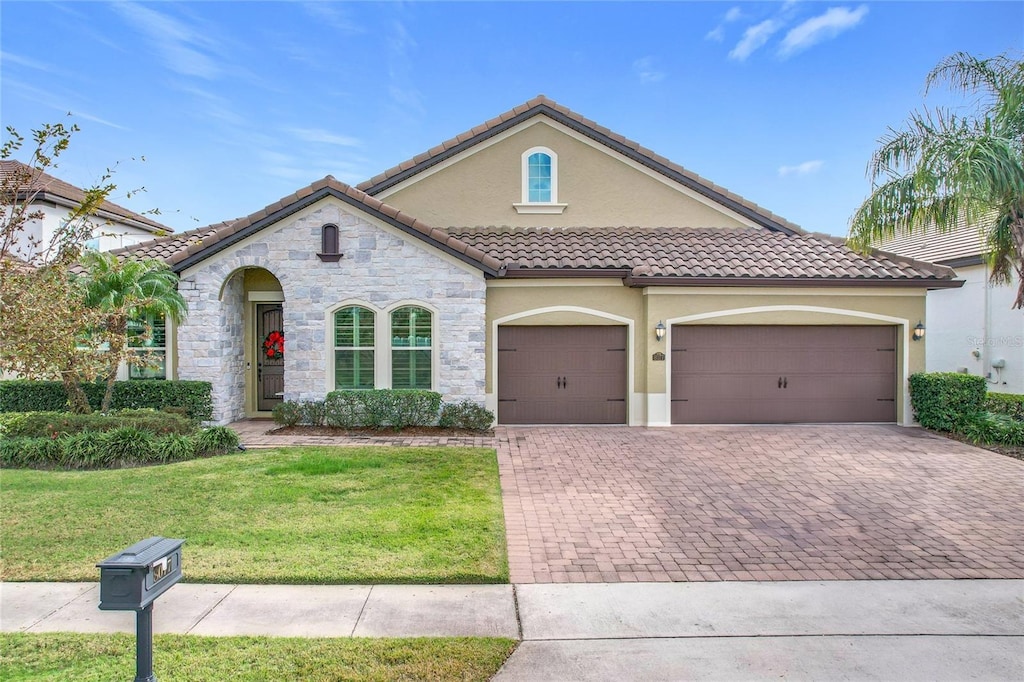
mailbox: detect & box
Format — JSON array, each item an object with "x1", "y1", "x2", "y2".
[{"x1": 97, "y1": 537, "x2": 184, "y2": 611}]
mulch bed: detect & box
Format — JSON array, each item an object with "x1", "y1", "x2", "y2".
[{"x1": 927, "y1": 428, "x2": 1024, "y2": 461}]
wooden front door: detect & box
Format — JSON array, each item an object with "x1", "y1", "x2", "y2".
[
  {"x1": 256, "y1": 304, "x2": 284, "y2": 412},
  {"x1": 497, "y1": 326, "x2": 627, "y2": 424}
]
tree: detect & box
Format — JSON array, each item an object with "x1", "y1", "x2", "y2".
[
  {"x1": 80, "y1": 251, "x2": 187, "y2": 413},
  {"x1": 847, "y1": 51, "x2": 1024, "y2": 308}
]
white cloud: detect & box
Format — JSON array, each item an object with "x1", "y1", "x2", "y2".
[
  {"x1": 301, "y1": 2, "x2": 363, "y2": 34},
  {"x1": 705, "y1": 26, "x2": 725, "y2": 42},
  {"x1": 633, "y1": 56, "x2": 666, "y2": 83},
  {"x1": 779, "y1": 5, "x2": 869, "y2": 58},
  {"x1": 111, "y1": 2, "x2": 224, "y2": 79},
  {"x1": 1, "y1": 51, "x2": 55, "y2": 72},
  {"x1": 285, "y1": 127, "x2": 361, "y2": 147},
  {"x1": 778, "y1": 160, "x2": 824, "y2": 177},
  {"x1": 724, "y1": 7, "x2": 744, "y2": 22},
  {"x1": 729, "y1": 19, "x2": 784, "y2": 61},
  {"x1": 706, "y1": 6, "x2": 744, "y2": 42}
]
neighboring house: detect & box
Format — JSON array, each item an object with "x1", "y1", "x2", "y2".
[
  {"x1": 877, "y1": 220, "x2": 1022, "y2": 394},
  {"x1": 0, "y1": 159, "x2": 172, "y2": 260},
  {"x1": 114, "y1": 96, "x2": 960, "y2": 426}
]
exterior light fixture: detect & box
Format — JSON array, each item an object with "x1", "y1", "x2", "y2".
[
  {"x1": 912, "y1": 322, "x2": 925, "y2": 341},
  {"x1": 655, "y1": 321, "x2": 666, "y2": 342}
]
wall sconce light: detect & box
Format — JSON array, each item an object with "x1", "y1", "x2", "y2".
[
  {"x1": 655, "y1": 321, "x2": 666, "y2": 342},
  {"x1": 912, "y1": 322, "x2": 925, "y2": 342}
]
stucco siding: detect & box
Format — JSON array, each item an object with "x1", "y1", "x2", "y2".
[{"x1": 381, "y1": 119, "x2": 753, "y2": 229}]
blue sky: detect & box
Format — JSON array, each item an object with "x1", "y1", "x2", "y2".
[{"x1": 2, "y1": 1, "x2": 1021, "y2": 236}]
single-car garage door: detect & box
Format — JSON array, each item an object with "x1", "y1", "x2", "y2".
[
  {"x1": 498, "y1": 326, "x2": 627, "y2": 424},
  {"x1": 672, "y1": 325, "x2": 896, "y2": 424}
]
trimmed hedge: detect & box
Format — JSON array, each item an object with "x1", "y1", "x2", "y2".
[
  {"x1": 986, "y1": 392, "x2": 1024, "y2": 421},
  {"x1": 0, "y1": 410, "x2": 195, "y2": 438},
  {"x1": 0, "y1": 380, "x2": 213, "y2": 421},
  {"x1": 908, "y1": 373, "x2": 987, "y2": 432},
  {"x1": 439, "y1": 400, "x2": 495, "y2": 431},
  {"x1": 0, "y1": 426, "x2": 240, "y2": 470},
  {"x1": 273, "y1": 390, "x2": 444, "y2": 430}
]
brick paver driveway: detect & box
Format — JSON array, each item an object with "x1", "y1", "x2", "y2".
[{"x1": 497, "y1": 425, "x2": 1024, "y2": 583}]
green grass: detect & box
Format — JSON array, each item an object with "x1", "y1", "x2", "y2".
[
  {"x1": 0, "y1": 633, "x2": 517, "y2": 681},
  {"x1": 0, "y1": 447, "x2": 508, "y2": 583}
]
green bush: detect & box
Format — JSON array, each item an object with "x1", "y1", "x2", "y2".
[
  {"x1": 0, "y1": 410, "x2": 194, "y2": 438},
  {"x1": 194, "y1": 426, "x2": 240, "y2": 455},
  {"x1": 0, "y1": 380, "x2": 213, "y2": 421},
  {"x1": 438, "y1": 400, "x2": 495, "y2": 431},
  {"x1": 909, "y1": 373, "x2": 987, "y2": 431},
  {"x1": 272, "y1": 401, "x2": 302, "y2": 427},
  {"x1": 103, "y1": 427, "x2": 156, "y2": 464},
  {"x1": 154, "y1": 434, "x2": 196, "y2": 462},
  {"x1": 324, "y1": 389, "x2": 442, "y2": 430},
  {"x1": 0, "y1": 437, "x2": 61, "y2": 468},
  {"x1": 298, "y1": 400, "x2": 326, "y2": 427},
  {"x1": 59, "y1": 432, "x2": 108, "y2": 468},
  {"x1": 986, "y1": 392, "x2": 1024, "y2": 421},
  {"x1": 956, "y1": 412, "x2": 1024, "y2": 447}
]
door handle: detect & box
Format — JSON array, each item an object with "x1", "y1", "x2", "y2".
[
  {"x1": 557, "y1": 376, "x2": 562, "y2": 389},
  {"x1": 778, "y1": 377, "x2": 783, "y2": 389},
  {"x1": 783, "y1": 377, "x2": 788, "y2": 389}
]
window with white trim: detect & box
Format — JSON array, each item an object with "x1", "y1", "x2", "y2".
[
  {"x1": 515, "y1": 146, "x2": 566, "y2": 214},
  {"x1": 128, "y1": 314, "x2": 167, "y2": 380},
  {"x1": 334, "y1": 306, "x2": 375, "y2": 389},
  {"x1": 391, "y1": 306, "x2": 432, "y2": 389}
]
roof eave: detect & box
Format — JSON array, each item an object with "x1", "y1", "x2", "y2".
[
  {"x1": 32, "y1": 191, "x2": 172, "y2": 234},
  {"x1": 624, "y1": 275, "x2": 965, "y2": 289}
]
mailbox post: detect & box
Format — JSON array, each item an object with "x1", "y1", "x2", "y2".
[{"x1": 97, "y1": 537, "x2": 184, "y2": 682}]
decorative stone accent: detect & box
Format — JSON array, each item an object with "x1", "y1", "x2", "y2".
[{"x1": 176, "y1": 198, "x2": 486, "y2": 423}]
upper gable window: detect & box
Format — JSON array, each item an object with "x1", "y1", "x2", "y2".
[{"x1": 514, "y1": 147, "x2": 568, "y2": 214}]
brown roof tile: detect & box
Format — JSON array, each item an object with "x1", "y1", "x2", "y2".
[
  {"x1": 1, "y1": 159, "x2": 173, "y2": 234},
  {"x1": 112, "y1": 176, "x2": 501, "y2": 274},
  {"x1": 446, "y1": 226, "x2": 957, "y2": 283}
]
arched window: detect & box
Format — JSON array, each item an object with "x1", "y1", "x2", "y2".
[
  {"x1": 334, "y1": 306, "x2": 374, "y2": 389},
  {"x1": 515, "y1": 147, "x2": 566, "y2": 214},
  {"x1": 318, "y1": 223, "x2": 342, "y2": 262},
  {"x1": 391, "y1": 306, "x2": 432, "y2": 389}
]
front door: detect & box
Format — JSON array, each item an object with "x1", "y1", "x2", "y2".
[{"x1": 256, "y1": 304, "x2": 284, "y2": 412}]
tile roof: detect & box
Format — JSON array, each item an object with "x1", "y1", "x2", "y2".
[
  {"x1": 113, "y1": 176, "x2": 503, "y2": 274},
  {"x1": 358, "y1": 95, "x2": 803, "y2": 235},
  {"x1": 873, "y1": 213, "x2": 992, "y2": 265},
  {"x1": 447, "y1": 226, "x2": 959, "y2": 285},
  {"x1": 1, "y1": 159, "x2": 172, "y2": 233}
]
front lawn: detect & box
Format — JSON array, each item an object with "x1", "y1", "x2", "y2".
[
  {"x1": 0, "y1": 446, "x2": 507, "y2": 583},
  {"x1": 0, "y1": 633, "x2": 516, "y2": 681}
]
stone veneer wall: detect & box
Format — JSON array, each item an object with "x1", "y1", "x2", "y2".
[{"x1": 175, "y1": 198, "x2": 487, "y2": 424}]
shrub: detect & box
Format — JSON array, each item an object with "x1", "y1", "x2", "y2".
[
  {"x1": 324, "y1": 389, "x2": 443, "y2": 430},
  {"x1": 438, "y1": 400, "x2": 495, "y2": 431},
  {"x1": 103, "y1": 427, "x2": 157, "y2": 464},
  {"x1": 0, "y1": 437, "x2": 61, "y2": 468},
  {"x1": 986, "y1": 392, "x2": 1024, "y2": 421},
  {"x1": 195, "y1": 426, "x2": 240, "y2": 455},
  {"x1": 59, "y1": 432, "x2": 107, "y2": 469},
  {"x1": 956, "y1": 412, "x2": 1024, "y2": 447},
  {"x1": 154, "y1": 434, "x2": 196, "y2": 462},
  {"x1": 909, "y1": 373, "x2": 986, "y2": 431},
  {"x1": 324, "y1": 392, "x2": 362, "y2": 428},
  {"x1": 298, "y1": 400, "x2": 326, "y2": 427},
  {"x1": 1, "y1": 410, "x2": 194, "y2": 438},
  {"x1": 0, "y1": 380, "x2": 213, "y2": 421},
  {"x1": 272, "y1": 401, "x2": 302, "y2": 427}
]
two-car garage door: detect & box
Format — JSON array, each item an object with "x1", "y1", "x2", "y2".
[{"x1": 671, "y1": 325, "x2": 897, "y2": 424}]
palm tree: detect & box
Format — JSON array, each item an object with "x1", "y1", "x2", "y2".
[
  {"x1": 848, "y1": 51, "x2": 1024, "y2": 308},
  {"x1": 79, "y1": 251, "x2": 187, "y2": 412}
]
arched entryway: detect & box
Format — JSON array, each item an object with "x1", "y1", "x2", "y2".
[{"x1": 221, "y1": 267, "x2": 285, "y2": 416}]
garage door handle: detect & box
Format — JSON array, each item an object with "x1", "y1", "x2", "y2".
[
  {"x1": 784, "y1": 377, "x2": 788, "y2": 389},
  {"x1": 778, "y1": 377, "x2": 782, "y2": 389},
  {"x1": 556, "y1": 376, "x2": 563, "y2": 389}
]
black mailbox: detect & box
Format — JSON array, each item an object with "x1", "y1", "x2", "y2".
[{"x1": 97, "y1": 536, "x2": 184, "y2": 611}]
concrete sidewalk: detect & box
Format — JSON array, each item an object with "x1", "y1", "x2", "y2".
[{"x1": 3, "y1": 580, "x2": 1022, "y2": 680}]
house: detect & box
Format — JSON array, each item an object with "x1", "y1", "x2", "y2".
[
  {"x1": 114, "y1": 96, "x2": 961, "y2": 426},
  {"x1": 877, "y1": 220, "x2": 1022, "y2": 394},
  {"x1": 0, "y1": 159, "x2": 172, "y2": 260}
]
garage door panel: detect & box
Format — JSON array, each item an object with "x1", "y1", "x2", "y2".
[
  {"x1": 498, "y1": 326, "x2": 627, "y2": 424},
  {"x1": 672, "y1": 325, "x2": 896, "y2": 424}
]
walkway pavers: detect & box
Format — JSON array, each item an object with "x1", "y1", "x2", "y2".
[{"x1": 497, "y1": 425, "x2": 1024, "y2": 583}]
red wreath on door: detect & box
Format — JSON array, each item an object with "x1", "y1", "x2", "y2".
[{"x1": 262, "y1": 330, "x2": 285, "y2": 360}]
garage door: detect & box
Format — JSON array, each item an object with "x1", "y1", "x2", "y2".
[
  {"x1": 672, "y1": 325, "x2": 896, "y2": 424},
  {"x1": 498, "y1": 326, "x2": 627, "y2": 424}
]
